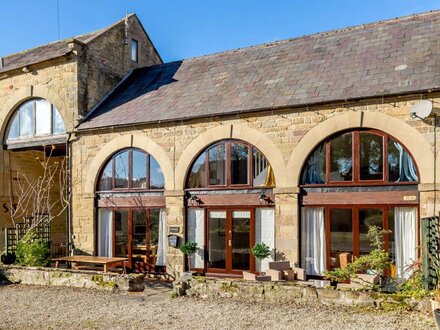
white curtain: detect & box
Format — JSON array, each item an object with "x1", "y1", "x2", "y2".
[
  {"x1": 156, "y1": 208, "x2": 167, "y2": 266},
  {"x1": 301, "y1": 207, "x2": 326, "y2": 276},
  {"x1": 255, "y1": 208, "x2": 275, "y2": 272},
  {"x1": 98, "y1": 209, "x2": 113, "y2": 257},
  {"x1": 394, "y1": 207, "x2": 418, "y2": 279},
  {"x1": 187, "y1": 208, "x2": 205, "y2": 268}
]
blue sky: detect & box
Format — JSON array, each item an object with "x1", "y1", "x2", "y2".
[{"x1": 1, "y1": 1, "x2": 440, "y2": 62}]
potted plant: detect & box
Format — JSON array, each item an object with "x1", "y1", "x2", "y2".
[
  {"x1": 252, "y1": 243, "x2": 271, "y2": 275},
  {"x1": 180, "y1": 241, "x2": 198, "y2": 275}
]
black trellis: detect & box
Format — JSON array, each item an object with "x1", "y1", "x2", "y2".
[
  {"x1": 421, "y1": 216, "x2": 440, "y2": 290},
  {"x1": 4, "y1": 215, "x2": 51, "y2": 255}
]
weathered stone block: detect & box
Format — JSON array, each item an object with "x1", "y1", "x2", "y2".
[{"x1": 268, "y1": 261, "x2": 291, "y2": 271}]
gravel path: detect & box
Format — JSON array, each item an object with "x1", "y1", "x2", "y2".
[{"x1": 0, "y1": 284, "x2": 436, "y2": 330}]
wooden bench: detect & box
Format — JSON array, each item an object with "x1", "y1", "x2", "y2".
[{"x1": 52, "y1": 256, "x2": 128, "y2": 274}]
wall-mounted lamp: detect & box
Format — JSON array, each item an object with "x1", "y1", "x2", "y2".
[
  {"x1": 259, "y1": 193, "x2": 267, "y2": 205},
  {"x1": 189, "y1": 194, "x2": 202, "y2": 206}
]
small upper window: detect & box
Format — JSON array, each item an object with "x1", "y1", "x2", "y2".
[
  {"x1": 131, "y1": 39, "x2": 138, "y2": 62},
  {"x1": 7, "y1": 99, "x2": 66, "y2": 140}
]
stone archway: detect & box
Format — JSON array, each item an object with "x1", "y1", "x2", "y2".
[
  {"x1": 84, "y1": 134, "x2": 174, "y2": 193},
  {"x1": 287, "y1": 111, "x2": 434, "y2": 187},
  {"x1": 174, "y1": 124, "x2": 287, "y2": 190}
]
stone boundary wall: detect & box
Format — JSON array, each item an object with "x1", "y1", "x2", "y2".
[
  {"x1": 173, "y1": 276, "x2": 432, "y2": 313},
  {"x1": 0, "y1": 265, "x2": 145, "y2": 292}
]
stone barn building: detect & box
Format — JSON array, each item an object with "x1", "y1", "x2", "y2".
[{"x1": 1, "y1": 11, "x2": 440, "y2": 279}]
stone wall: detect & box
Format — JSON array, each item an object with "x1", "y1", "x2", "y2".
[
  {"x1": 1, "y1": 265, "x2": 145, "y2": 292},
  {"x1": 72, "y1": 93, "x2": 440, "y2": 274},
  {"x1": 173, "y1": 276, "x2": 432, "y2": 313}
]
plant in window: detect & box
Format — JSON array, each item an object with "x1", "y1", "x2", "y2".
[
  {"x1": 324, "y1": 226, "x2": 391, "y2": 287},
  {"x1": 252, "y1": 243, "x2": 271, "y2": 262}
]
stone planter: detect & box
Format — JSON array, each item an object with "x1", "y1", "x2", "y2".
[{"x1": 434, "y1": 309, "x2": 440, "y2": 328}]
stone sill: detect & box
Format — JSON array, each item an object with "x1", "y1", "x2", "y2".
[{"x1": 0, "y1": 265, "x2": 145, "y2": 292}]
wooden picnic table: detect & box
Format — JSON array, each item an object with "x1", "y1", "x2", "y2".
[{"x1": 52, "y1": 256, "x2": 128, "y2": 273}]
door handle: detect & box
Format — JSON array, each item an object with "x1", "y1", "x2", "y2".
[{"x1": 228, "y1": 240, "x2": 231, "y2": 247}]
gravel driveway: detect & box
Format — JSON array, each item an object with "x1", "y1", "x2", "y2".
[{"x1": 0, "y1": 284, "x2": 436, "y2": 330}]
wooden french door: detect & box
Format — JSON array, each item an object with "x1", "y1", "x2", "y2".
[{"x1": 206, "y1": 208, "x2": 255, "y2": 275}]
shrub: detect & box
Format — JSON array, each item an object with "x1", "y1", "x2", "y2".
[
  {"x1": 324, "y1": 226, "x2": 391, "y2": 283},
  {"x1": 252, "y1": 243, "x2": 271, "y2": 261},
  {"x1": 15, "y1": 232, "x2": 50, "y2": 267},
  {"x1": 180, "y1": 241, "x2": 198, "y2": 256}
]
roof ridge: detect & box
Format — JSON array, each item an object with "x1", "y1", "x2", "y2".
[
  {"x1": 178, "y1": 9, "x2": 440, "y2": 63},
  {"x1": 0, "y1": 14, "x2": 136, "y2": 59}
]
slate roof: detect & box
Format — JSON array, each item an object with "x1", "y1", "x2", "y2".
[
  {"x1": 76, "y1": 10, "x2": 440, "y2": 130},
  {"x1": 0, "y1": 15, "x2": 135, "y2": 74}
]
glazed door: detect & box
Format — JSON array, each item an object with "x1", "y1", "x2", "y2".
[{"x1": 207, "y1": 209, "x2": 254, "y2": 274}]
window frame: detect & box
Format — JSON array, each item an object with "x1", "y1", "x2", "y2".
[
  {"x1": 97, "y1": 148, "x2": 165, "y2": 192},
  {"x1": 131, "y1": 39, "x2": 139, "y2": 63},
  {"x1": 186, "y1": 139, "x2": 273, "y2": 189},
  {"x1": 301, "y1": 129, "x2": 419, "y2": 187},
  {"x1": 6, "y1": 98, "x2": 66, "y2": 141}
]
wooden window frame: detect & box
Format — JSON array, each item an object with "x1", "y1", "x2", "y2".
[
  {"x1": 97, "y1": 148, "x2": 164, "y2": 193},
  {"x1": 302, "y1": 204, "x2": 420, "y2": 272},
  {"x1": 188, "y1": 139, "x2": 273, "y2": 190},
  {"x1": 302, "y1": 129, "x2": 419, "y2": 187}
]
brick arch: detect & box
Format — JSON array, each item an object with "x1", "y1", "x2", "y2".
[
  {"x1": 0, "y1": 85, "x2": 73, "y2": 140},
  {"x1": 287, "y1": 111, "x2": 434, "y2": 186},
  {"x1": 84, "y1": 134, "x2": 174, "y2": 194},
  {"x1": 174, "y1": 124, "x2": 287, "y2": 190}
]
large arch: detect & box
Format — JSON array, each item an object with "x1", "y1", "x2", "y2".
[
  {"x1": 287, "y1": 111, "x2": 434, "y2": 187},
  {"x1": 0, "y1": 85, "x2": 73, "y2": 140},
  {"x1": 174, "y1": 124, "x2": 287, "y2": 190},
  {"x1": 84, "y1": 134, "x2": 174, "y2": 193}
]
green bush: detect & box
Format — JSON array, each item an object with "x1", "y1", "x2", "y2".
[
  {"x1": 180, "y1": 241, "x2": 198, "y2": 256},
  {"x1": 252, "y1": 243, "x2": 271, "y2": 261},
  {"x1": 15, "y1": 232, "x2": 50, "y2": 267},
  {"x1": 324, "y1": 226, "x2": 391, "y2": 283}
]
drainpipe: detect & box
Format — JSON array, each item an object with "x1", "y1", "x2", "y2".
[{"x1": 66, "y1": 132, "x2": 73, "y2": 256}]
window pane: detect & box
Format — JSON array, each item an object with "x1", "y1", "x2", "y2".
[
  {"x1": 231, "y1": 143, "x2": 248, "y2": 185},
  {"x1": 132, "y1": 150, "x2": 147, "y2": 188},
  {"x1": 359, "y1": 208, "x2": 383, "y2": 255},
  {"x1": 114, "y1": 151, "x2": 129, "y2": 189},
  {"x1": 302, "y1": 143, "x2": 326, "y2": 184},
  {"x1": 253, "y1": 148, "x2": 274, "y2": 186},
  {"x1": 388, "y1": 138, "x2": 418, "y2": 182},
  {"x1": 8, "y1": 113, "x2": 19, "y2": 139},
  {"x1": 132, "y1": 209, "x2": 147, "y2": 246},
  {"x1": 131, "y1": 39, "x2": 138, "y2": 62},
  {"x1": 115, "y1": 210, "x2": 129, "y2": 258},
  {"x1": 99, "y1": 161, "x2": 113, "y2": 191},
  {"x1": 19, "y1": 101, "x2": 33, "y2": 137},
  {"x1": 52, "y1": 107, "x2": 65, "y2": 134},
  {"x1": 330, "y1": 133, "x2": 352, "y2": 181},
  {"x1": 149, "y1": 209, "x2": 160, "y2": 246},
  {"x1": 360, "y1": 133, "x2": 383, "y2": 180},
  {"x1": 208, "y1": 210, "x2": 226, "y2": 269},
  {"x1": 208, "y1": 143, "x2": 226, "y2": 185},
  {"x1": 150, "y1": 156, "x2": 165, "y2": 189},
  {"x1": 330, "y1": 208, "x2": 353, "y2": 269},
  {"x1": 187, "y1": 152, "x2": 206, "y2": 188},
  {"x1": 35, "y1": 99, "x2": 51, "y2": 135},
  {"x1": 232, "y1": 211, "x2": 251, "y2": 270}
]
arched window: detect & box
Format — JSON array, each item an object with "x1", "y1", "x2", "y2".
[
  {"x1": 301, "y1": 130, "x2": 418, "y2": 185},
  {"x1": 299, "y1": 129, "x2": 419, "y2": 279},
  {"x1": 97, "y1": 148, "x2": 164, "y2": 191},
  {"x1": 7, "y1": 99, "x2": 65, "y2": 140},
  {"x1": 186, "y1": 139, "x2": 275, "y2": 188},
  {"x1": 96, "y1": 148, "x2": 166, "y2": 273}
]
